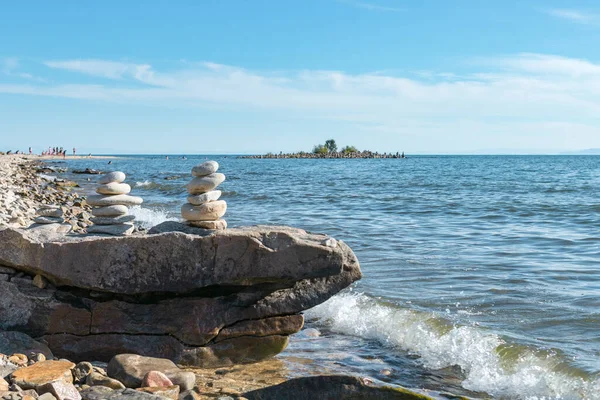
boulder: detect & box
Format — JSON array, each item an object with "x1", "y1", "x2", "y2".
[
  {"x1": 38, "y1": 380, "x2": 81, "y2": 400},
  {"x1": 107, "y1": 355, "x2": 178, "y2": 388},
  {"x1": 0, "y1": 332, "x2": 53, "y2": 361},
  {"x1": 87, "y1": 223, "x2": 134, "y2": 236},
  {"x1": 0, "y1": 224, "x2": 361, "y2": 367},
  {"x1": 243, "y1": 375, "x2": 433, "y2": 400},
  {"x1": 85, "y1": 372, "x2": 125, "y2": 390}
]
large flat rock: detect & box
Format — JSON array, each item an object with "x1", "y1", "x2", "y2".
[
  {"x1": 0, "y1": 223, "x2": 351, "y2": 295},
  {"x1": 0, "y1": 222, "x2": 361, "y2": 367}
]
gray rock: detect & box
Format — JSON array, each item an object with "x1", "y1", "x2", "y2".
[
  {"x1": 81, "y1": 387, "x2": 169, "y2": 400},
  {"x1": 243, "y1": 375, "x2": 431, "y2": 400},
  {"x1": 163, "y1": 371, "x2": 195, "y2": 392},
  {"x1": 38, "y1": 394, "x2": 57, "y2": 400},
  {"x1": 0, "y1": 266, "x2": 16, "y2": 274},
  {"x1": 91, "y1": 206, "x2": 128, "y2": 217},
  {"x1": 33, "y1": 217, "x2": 64, "y2": 224},
  {"x1": 0, "y1": 332, "x2": 53, "y2": 360},
  {"x1": 180, "y1": 201, "x2": 226, "y2": 221},
  {"x1": 98, "y1": 172, "x2": 126, "y2": 185},
  {"x1": 186, "y1": 190, "x2": 221, "y2": 206},
  {"x1": 36, "y1": 208, "x2": 63, "y2": 218},
  {"x1": 107, "y1": 354, "x2": 178, "y2": 388},
  {"x1": 191, "y1": 161, "x2": 218, "y2": 177},
  {"x1": 185, "y1": 173, "x2": 225, "y2": 194},
  {"x1": 37, "y1": 381, "x2": 81, "y2": 400},
  {"x1": 87, "y1": 223, "x2": 134, "y2": 236},
  {"x1": 72, "y1": 362, "x2": 94, "y2": 384},
  {"x1": 90, "y1": 215, "x2": 136, "y2": 225},
  {"x1": 96, "y1": 183, "x2": 131, "y2": 196},
  {"x1": 86, "y1": 195, "x2": 143, "y2": 207}
]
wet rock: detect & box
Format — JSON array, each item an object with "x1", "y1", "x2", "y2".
[{"x1": 243, "y1": 375, "x2": 433, "y2": 400}]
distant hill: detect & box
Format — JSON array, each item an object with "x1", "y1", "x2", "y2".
[{"x1": 560, "y1": 149, "x2": 600, "y2": 155}]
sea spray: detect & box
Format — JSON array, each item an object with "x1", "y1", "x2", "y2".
[
  {"x1": 129, "y1": 205, "x2": 177, "y2": 229},
  {"x1": 306, "y1": 292, "x2": 600, "y2": 399}
]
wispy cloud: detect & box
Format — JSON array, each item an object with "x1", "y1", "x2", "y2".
[
  {"x1": 337, "y1": 0, "x2": 403, "y2": 13},
  {"x1": 1, "y1": 57, "x2": 35, "y2": 80},
  {"x1": 2, "y1": 53, "x2": 600, "y2": 151},
  {"x1": 545, "y1": 8, "x2": 599, "y2": 25}
]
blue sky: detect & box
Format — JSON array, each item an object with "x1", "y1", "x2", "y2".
[{"x1": 2, "y1": 1, "x2": 600, "y2": 154}]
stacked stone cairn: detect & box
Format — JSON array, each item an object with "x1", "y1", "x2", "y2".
[
  {"x1": 181, "y1": 161, "x2": 227, "y2": 230},
  {"x1": 85, "y1": 171, "x2": 143, "y2": 236},
  {"x1": 33, "y1": 205, "x2": 65, "y2": 225}
]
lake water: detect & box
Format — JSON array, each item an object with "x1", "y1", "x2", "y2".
[{"x1": 54, "y1": 155, "x2": 600, "y2": 399}]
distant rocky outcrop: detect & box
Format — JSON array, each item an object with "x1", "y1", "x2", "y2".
[{"x1": 0, "y1": 222, "x2": 361, "y2": 367}]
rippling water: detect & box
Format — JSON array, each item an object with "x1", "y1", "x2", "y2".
[{"x1": 54, "y1": 155, "x2": 600, "y2": 399}]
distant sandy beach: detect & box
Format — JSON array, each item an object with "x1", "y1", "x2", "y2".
[{"x1": 12, "y1": 154, "x2": 123, "y2": 160}]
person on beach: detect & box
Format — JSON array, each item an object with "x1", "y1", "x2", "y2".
[
  {"x1": 29, "y1": 147, "x2": 32, "y2": 155},
  {"x1": 73, "y1": 147, "x2": 76, "y2": 156}
]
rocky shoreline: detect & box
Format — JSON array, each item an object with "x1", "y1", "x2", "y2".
[{"x1": 0, "y1": 155, "x2": 449, "y2": 400}]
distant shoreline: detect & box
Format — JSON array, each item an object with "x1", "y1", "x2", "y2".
[
  {"x1": 239, "y1": 151, "x2": 406, "y2": 159},
  {"x1": 6, "y1": 154, "x2": 124, "y2": 160}
]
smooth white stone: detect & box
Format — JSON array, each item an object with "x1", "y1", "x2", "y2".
[
  {"x1": 181, "y1": 200, "x2": 227, "y2": 221},
  {"x1": 92, "y1": 205, "x2": 129, "y2": 217},
  {"x1": 87, "y1": 222, "x2": 134, "y2": 236},
  {"x1": 98, "y1": 171, "x2": 126, "y2": 184},
  {"x1": 96, "y1": 182, "x2": 131, "y2": 195},
  {"x1": 91, "y1": 215, "x2": 136, "y2": 225},
  {"x1": 186, "y1": 173, "x2": 225, "y2": 194},
  {"x1": 191, "y1": 161, "x2": 219, "y2": 177},
  {"x1": 188, "y1": 219, "x2": 227, "y2": 230},
  {"x1": 187, "y1": 190, "x2": 221, "y2": 206},
  {"x1": 87, "y1": 194, "x2": 143, "y2": 207}
]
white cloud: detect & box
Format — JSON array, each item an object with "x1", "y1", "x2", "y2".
[
  {"x1": 545, "y1": 8, "x2": 599, "y2": 25},
  {"x1": 1, "y1": 53, "x2": 600, "y2": 151}
]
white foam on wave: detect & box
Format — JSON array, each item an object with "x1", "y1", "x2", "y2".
[
  {"x1": 305, "y1": 292, "x2": 600, "y2": 400},
  {"x1": 129, "y1": 205, "x2": 177, "y2": 229},
  {"x1": 135, "y1": 180, "x2": 152, "y2": 187}
]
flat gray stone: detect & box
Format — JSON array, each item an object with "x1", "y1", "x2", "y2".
[
  {"x1": 187, "y1": 190, "x2": 221, "y2": 206},
  {"x1": 96, "y1": 183, "x2": 131, "y2": 195},
  {"x1": 37, "y1": 208, "x2": 63, "y2": 218},
  {"x1": 188, "y1": 219, "x2": 227, "y2": 230},
  {"x1": 98, "y1": 172, "x2": 126, "y2": 185},
  {"x1": 87, "y1": 223, "x2": 134, "y2": 236},
  {"x1": 191, "y1": 161, "x2": 219, "y2": 177},
  {"x1": 87, "y1": 195, "x2": 143, "y2": 207},
  {"x1": 90, "y1": 215, "x2": 136, "y2": 225},
  {"x1": 186, "y1": 173, "x2": 225, "y2": 194},
  {"x1": 34, "y1": 216, "x2": 64, "y2": 224},
  {"x1": 91, "y1": 205, "x2": 129, "y2": 217}
]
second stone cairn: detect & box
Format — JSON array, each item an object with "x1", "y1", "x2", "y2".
[
  {"x1": 181, "y1": 161, "x2": 227, "y2": 230},
  {"x1": 86, "y1": 171, "x2": 143, "y2": 236}
]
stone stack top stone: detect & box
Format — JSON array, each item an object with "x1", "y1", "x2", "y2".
[
  {"x1": 181, "y1": 161, "x2": 227, "y2": 230},
  {"x1": 87, "y1": 171, "x2": 141, "y2": 236}
]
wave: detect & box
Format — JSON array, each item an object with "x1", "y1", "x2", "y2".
[
  {"x1": 305, "y1": 292, "x2": 600, "y2": 399},
  {"x1": 129, "y1": 205, "x2": 178, "y2": 229},
  {"x1": 135, "y1": 180, "x2": 153, "y2": 187}
]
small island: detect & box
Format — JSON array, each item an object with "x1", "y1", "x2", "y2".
[{"x1": 240, "y1": 139, "x2": 406, "y2": 159}]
